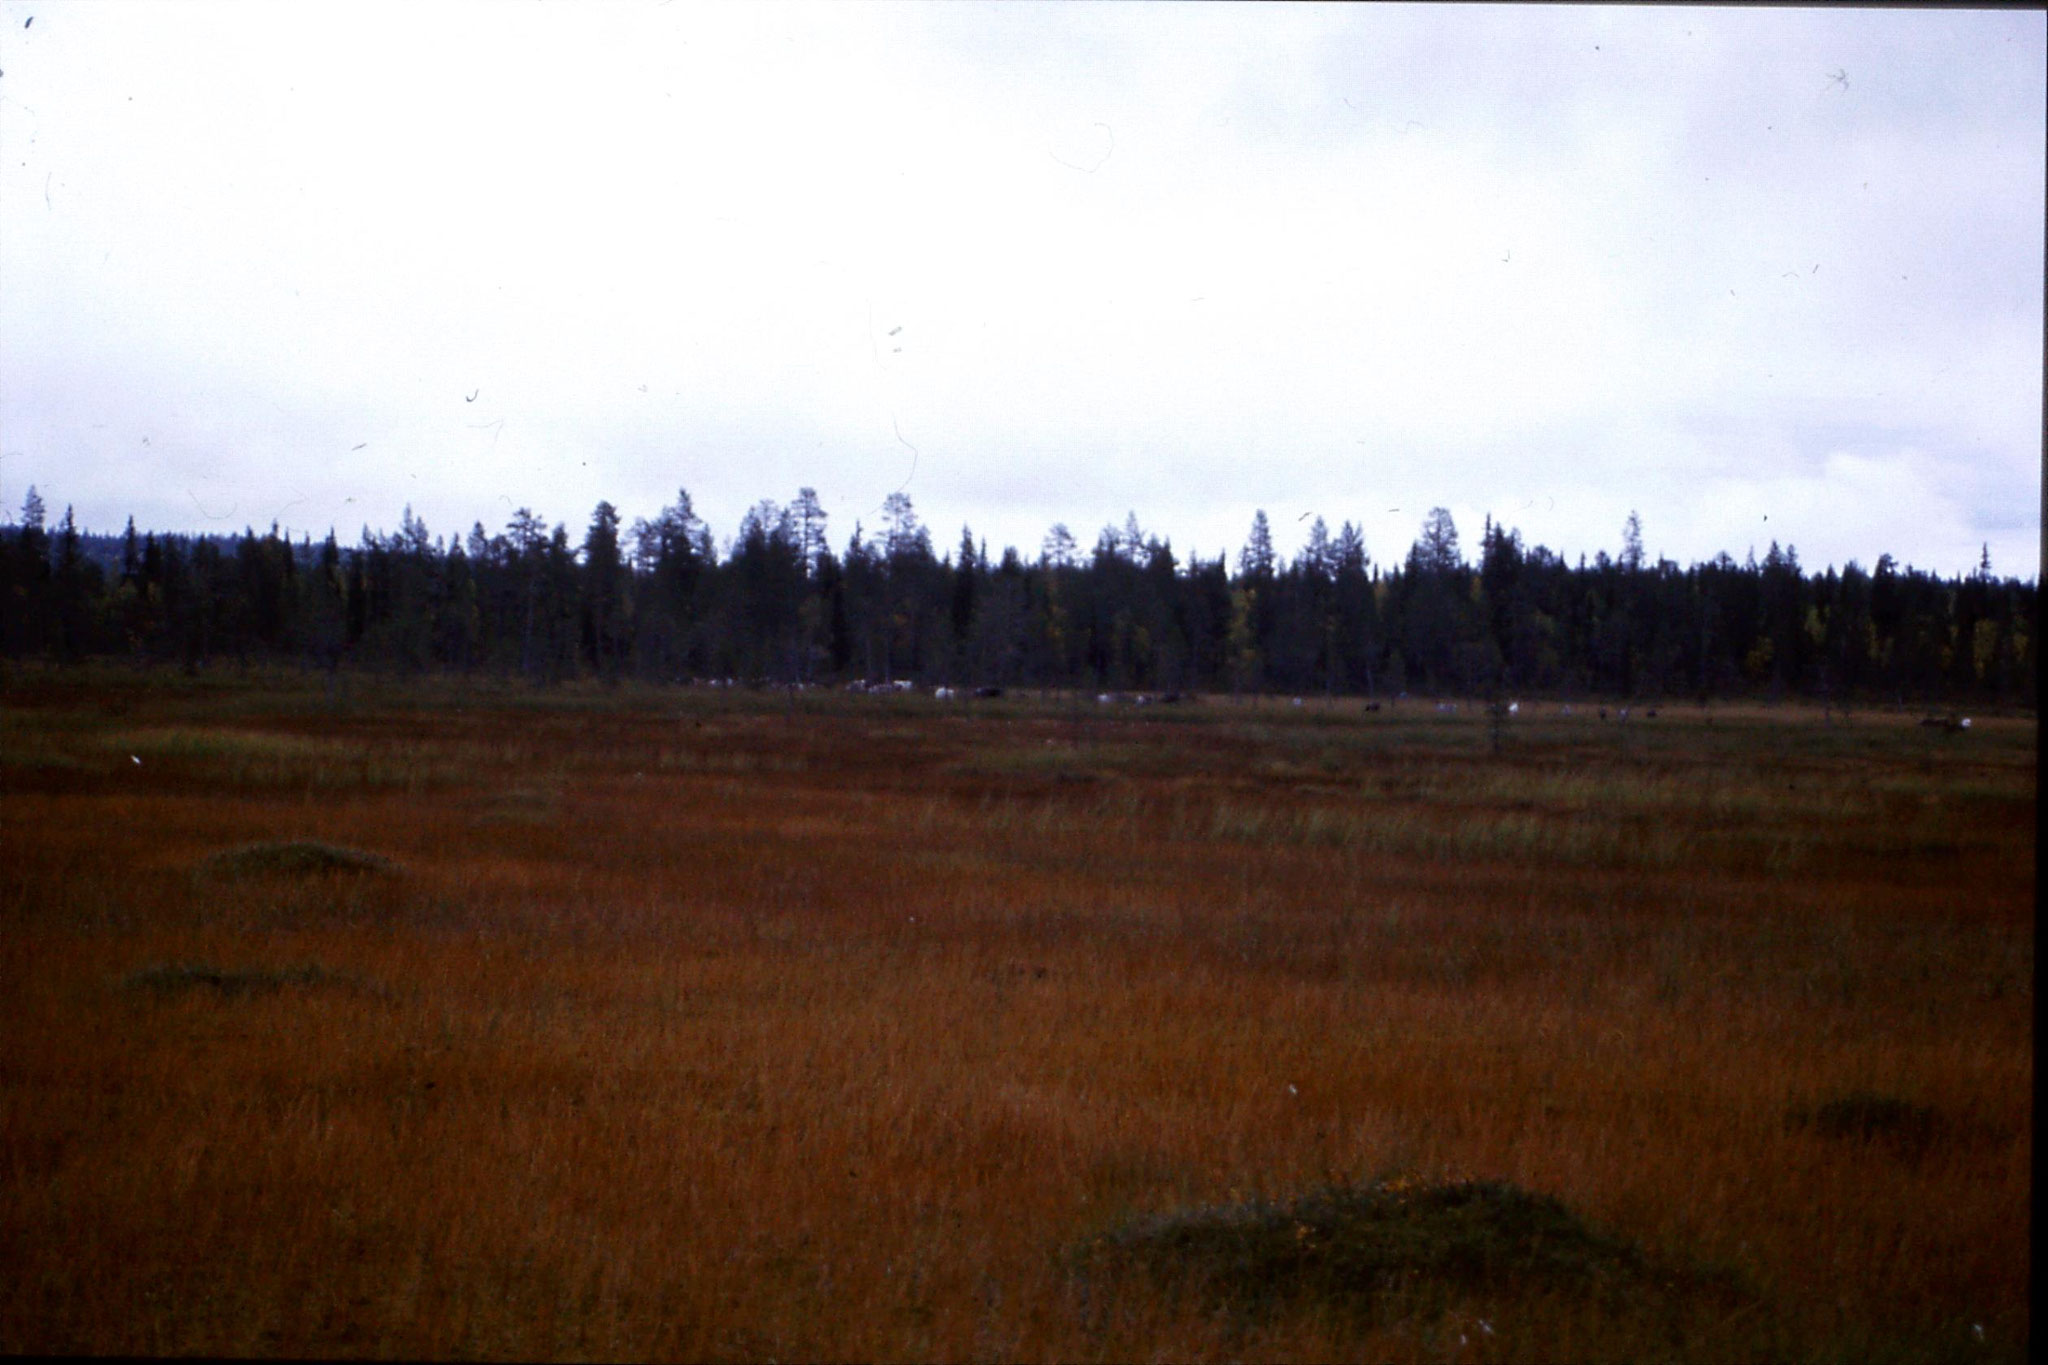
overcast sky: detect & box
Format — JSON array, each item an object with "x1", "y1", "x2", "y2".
[{"x1": 2, "y1": 3, "x2": 2041, "y2": 578}]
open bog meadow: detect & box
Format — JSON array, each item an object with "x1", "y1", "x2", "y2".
[{"x1": 0, "y1": 670, "x2": 2032, "y2": 1362}]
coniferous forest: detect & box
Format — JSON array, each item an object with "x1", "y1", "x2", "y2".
[{"x1": 0, "y1": 484, "x2": 2034, "y2": 706}]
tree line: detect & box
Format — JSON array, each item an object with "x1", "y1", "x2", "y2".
[{"x1": 1, "y1": 485, "x2": 2034, "y2": 706}]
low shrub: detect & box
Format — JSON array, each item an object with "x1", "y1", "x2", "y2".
[
  {"x1": 122, "y1": 961, "x2": 377, "y2": 999},
  {"x1": 199, "y1": 841, "x2": 400, "y2": 879}
]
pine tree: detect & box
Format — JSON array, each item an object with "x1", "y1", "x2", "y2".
[
  {"x1": 1620, "y1": 511, "x2": 1645, "y2": 573},
  {"x1": 581, "y1": 501, "x2": 629, "y2": 679},
  {"x1": 1417, "y1": 507, "x2": 1461, "y2": 573},
  {"x1": 1240, "y1": 510, "x2": 1275, "y2": 580}
]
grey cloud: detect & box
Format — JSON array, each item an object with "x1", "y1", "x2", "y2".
[{"x1": 0, "y1": 3, "x2": 2037, "y2": 579}]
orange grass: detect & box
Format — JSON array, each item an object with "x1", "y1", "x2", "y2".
[{"x1": 0, "y1": 671, "x2": 2032, "y2": 1361}]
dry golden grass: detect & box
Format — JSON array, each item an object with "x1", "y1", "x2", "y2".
[{"x1": 0, "y1": 669, "x2": 2032, "y2": 1361}]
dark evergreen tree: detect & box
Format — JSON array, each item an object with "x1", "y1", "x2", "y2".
[
  {"x1": 0, "y1": 483, "x2": 2030, "y2": 708},
  {"x1": 580, "y1": 501, "x2": 631, "y2": 679}
]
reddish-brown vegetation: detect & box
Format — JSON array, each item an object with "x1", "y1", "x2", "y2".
[{"x1": 1, "y1": 670, "x2": 2032, "y2": 1360}]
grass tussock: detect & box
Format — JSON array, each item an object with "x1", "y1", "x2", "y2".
[
  {"x1": 199, "y1": 840, "x2": 401, "y2": 880},
  {"x1": 1788, "y1": 1091, "x2": 1944, "y2": 1159},
  {"x1": 1070, "y1": 1178, "x2": 1742, "y2": 1326},
  {"x1": 122, "y1": 961, "x2": 380, "y2": 1000}
]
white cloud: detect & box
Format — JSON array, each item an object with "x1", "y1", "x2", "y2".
[
  {"x1": 0, "y1": 2, "x2": 2038, "y2": 577},
  {"x1": 1666, "y1": 446, "x2": 2013, "y2": 575}
]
